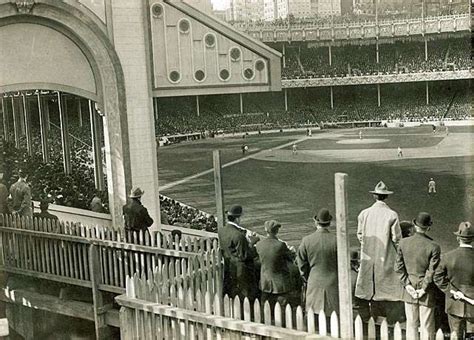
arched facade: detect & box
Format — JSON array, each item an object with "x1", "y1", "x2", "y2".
[{"x1": 0, "y1": 0, "x2": 131, "y2": 225}]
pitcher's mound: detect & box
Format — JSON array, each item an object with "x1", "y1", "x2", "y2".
[{"x1": 337, "y1": 138, "x2": 390, "y2": 144}]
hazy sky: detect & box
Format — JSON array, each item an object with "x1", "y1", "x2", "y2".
[{"x1": 211, "y1": 0, "x2": 230, "y2": 10}]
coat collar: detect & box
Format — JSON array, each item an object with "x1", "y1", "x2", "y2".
[
  {"x1": 372, "y1": 200, "x2": 389, "y2": 208},
  {"x1": 227, "y1": 221, "x2": 245, "y2": 232},
  {"x1": 414, "y1": 232, "x2": 433, "y2": 241},
  {"x1": 316, "y1": 227, "x2": 330, "y2": 233},
  {"x1": 459, "y1": 244, "x2": 473, "y2": 249}
]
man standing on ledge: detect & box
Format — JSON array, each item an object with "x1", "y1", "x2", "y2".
[
  {"x1": 395, "y1": 212, "x2": 441, "y2": 340},
  {"x1": 355, "y1": 181, "x2": 404, "y2": 323},
  {"x1": 218, "y1": 205, "x2": 259, "y2": 301},
  {"x1": 123, "y1": 187, "x2": 154, "y2": 233},
  {"x1": 297, "y1": 208, "x2": 339, "y2": 317},
  {"x1": 434, "y1": 222, "x2": 474, "y2": 339}
]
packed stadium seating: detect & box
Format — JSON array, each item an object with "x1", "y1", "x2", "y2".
[
  {"x1": 282, "y1": 37, "x2": 471, "y2": 79},
  {"x1": 155, "y1": 80, "x2": 470, "y2": 136}
]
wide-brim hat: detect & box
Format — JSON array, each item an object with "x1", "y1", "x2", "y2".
[
  {"x1": 454, "y1": 222, "x2": 474, "y2": 239},
  {"x1": 369, "y1": 181, "x2": 393, "y2": 195},
  {"x1": 226, "y1": 205, "x2": 243, "y2": 217},
  {"x1": 413, "y1": 212, "x2": 433, "y2": 229},
  {"x1": 314, "y1": 208, "x2": 332, "y2": 225},
  {"x1": 264, "y1": 220, "x2": 281, "y2": 234},
  {"x1": 129, "y1": 186, "x2": 145, "y2": 198}
]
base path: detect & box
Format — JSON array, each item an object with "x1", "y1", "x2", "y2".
[
  {"x1": 160, "y1": 136, "x2": 309, "y2": 191},
  {"x1": 252, "y1": 132, "x2": 473, "y2": 163}
]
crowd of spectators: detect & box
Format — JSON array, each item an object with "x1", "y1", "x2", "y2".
[
  {"x1": 160, "y1": 196, "x2": 217, "y2": 232},
  {"x1": 282, "y1": 37, "x2": 470, "y2": 79},
  {"x1": 0, "y1": 119, "x2": 107, "y2": 212},
  {"x1": 231, "y1": 3, "x2": 468, "y2": 31},
  {"x1": 156, "y1": 81, "x2": 471, "y2": 136}
]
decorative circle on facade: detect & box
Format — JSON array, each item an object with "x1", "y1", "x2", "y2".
[
  {"x1": 204, "y1": 33, "x2": 216, "y2": 48},
  {"x1": 255, "y1": 60, "x2": 265, "y2": 71},
  {"x1": 169, "y1": 71, "x2": 181, "y2": 83},
  {"x1": 230, "y1": 48, "x2": 241, "y2": 61},
  {"x1": 219, "y1": 69, "x2": 230, "y2": 81},
  {"x1": 178, "y1": 19, "x2": 190, "y2": 34},
  {"x1": 243, "y1": 68, "x2": 254, "y2": 80},
  {"x1": 195, "y1": 70, "x2": 205, "y2": 81},
  {"x1": 151, "y1": 3, "x2": 163, "y2": 18}
]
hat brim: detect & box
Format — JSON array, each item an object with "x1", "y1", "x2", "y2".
[
  {"x1": 226, "y1": 211, "x2": 242, "y2": 217},
  {"x1": 369, "y1": 190, "x2": 394, "y2": 195},
  {"x1": 129, "y1": 192, "x2": 144, "y2": 198},
  {"x1": 413, "y1": 219, "x2": 431, "y2": 229},
  {"x1": 453, "y1": 231, "x2": 474, "y2": 239},
  {"x1": 314, "y1": 215, "x2": 332, "y2": 225}
]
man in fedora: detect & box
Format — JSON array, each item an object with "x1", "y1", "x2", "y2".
[
  {"x1": 434, "y1": 222, "x2": 474, "y2": 339},
  {"x1": 9, "y1": 170, "x2": 32, "y2": 218},
  {"x1": 297, "y1": 208, "x2": 339, "y2": 316},
  {"x1": 355, "y1": 181, "x2": 404, "y2": 323},
  {"x1": 395, "y1": 212, "x2": 441, "y2": 340},
  {"x1": 256, "y1": 220, "x2": 295, "y2": 307},
  {"x1": 218, "y1": 205, "x2": 259, "y2": 301},
  {"x1": 122, "y1": 187, "x2": 154, "y2": 232}
]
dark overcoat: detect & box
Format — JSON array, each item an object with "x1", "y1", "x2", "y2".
[
  {"x1": 297, "y1": 228, "x2": 339, "y2": 315},
  {"x1": 218, "y1": 222, "x2": 258, "y2": 300},
  {"x1": 0, "y1": 183, "x2": 9, "y2": 215},
  {"x1": 122, "y1": 199, "x2": 154, "y2": 231},
  {"x1": 256, "y1": 235, "x2": 294, "y2": 294},
  {"x1": 434, "y1": 246, "x2": 474, "y2": 318},
  {"x1": 395, "y1": 233, "x2": 441, "y2": 306}
]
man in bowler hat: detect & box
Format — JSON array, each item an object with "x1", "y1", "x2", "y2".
[
  {"x1": 355, "y1": 181, "x2": 404, "y2": 323},
  {"x1": 434, "y1": 222, "x2": 474, "y2": 339},
  {"x1": 218, "y1": 205, "x2": 259, "y2": 301},
  {"x1": 297, "y1": 208, "x2": 339, "y2": 316},
  {"x1": 123, "y1": 187, "x2": 154, "y2": 232},
  {"x1": 395, "y1": 212, "x2": 441, "y2": 340},
  {"x1": 256, "y1": 220, "x2": 295, "y2": 307}
]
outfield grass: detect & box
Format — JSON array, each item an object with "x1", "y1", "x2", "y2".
[{"x1": 158, "y1": 126, "x2": 473, "y2": 252}]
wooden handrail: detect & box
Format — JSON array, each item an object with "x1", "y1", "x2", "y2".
[{"x1": 116, "y1": 296, "x2": 313, "y2": 339}]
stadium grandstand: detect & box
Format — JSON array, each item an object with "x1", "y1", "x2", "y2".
[{"x1": 0, "y1": 1, "x2": 472, "y2": 339}]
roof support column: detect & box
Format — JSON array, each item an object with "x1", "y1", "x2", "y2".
[
  {"x1": 37, "y1": 93, "x2": 50, "y2": 163},
  {"x1": 196, "y1": 96, "x2": 200, "y2": 117},
  {"x1": 377, "y1": 84, "x2": 381, "y2": 107},
  {"x1": 1, "y1": 98, "x2": 9, "y2": 142},
  {"x1": 89, "y1": 100, "x2": 105, "y2": 191},
  {"x1": 11, "y1": 97, "x2": 20, "y2": 149},
  {"x1": 57, "y1": 92, "x2": 71, "y2": 175},
  {"x1": 22, "y1": 94, "x2": 33, "y2": 156}
]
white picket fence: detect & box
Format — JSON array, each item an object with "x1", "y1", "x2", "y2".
[{"x1": 115, "y1": 267, "x2": 451, "y2": 339}]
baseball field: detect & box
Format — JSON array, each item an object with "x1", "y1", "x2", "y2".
[{"x1": 158, "y1": 125, "x2": 473, "y2": 252}]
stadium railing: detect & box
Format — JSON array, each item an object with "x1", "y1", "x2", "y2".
[
  {"x1": 116, "y1": 262, "x2": 451, "y2": 339},
  {"x1": 0, "y1": 214, "x2": 221, "y2": 336}
]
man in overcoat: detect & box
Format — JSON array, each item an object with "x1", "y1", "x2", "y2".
[
  {"x1": 122, "y1": 187, "x2": 154, "y2": 232},
  {"x1": 0, "y1": 173, "x2": 9, "y2": 215},
  {"x1": 395, "y1": 212, "x2": 441, "y2": 340},
  {"x1": 355, "y1": 181, "x2": 404, "y2": 323},
  {"x1": 434, "y1": 221, "x2": 474, "y2": 339},
  {"x1": 9, "y1": 170, "x2": 32, "y2": 218},
  {"x1": 218, "y1": 205, "x2": 259, "y2": 301},
  {"x1": 256, "y1": 220, "x2": 295, "y2": 307},
  {"x1": 297, "y1": 208, "x2": 339, "y2": 316}
]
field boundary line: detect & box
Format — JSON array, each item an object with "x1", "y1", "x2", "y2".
[{"x1": 160, "y1": 137, "x2": 309, "y2": 191}]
